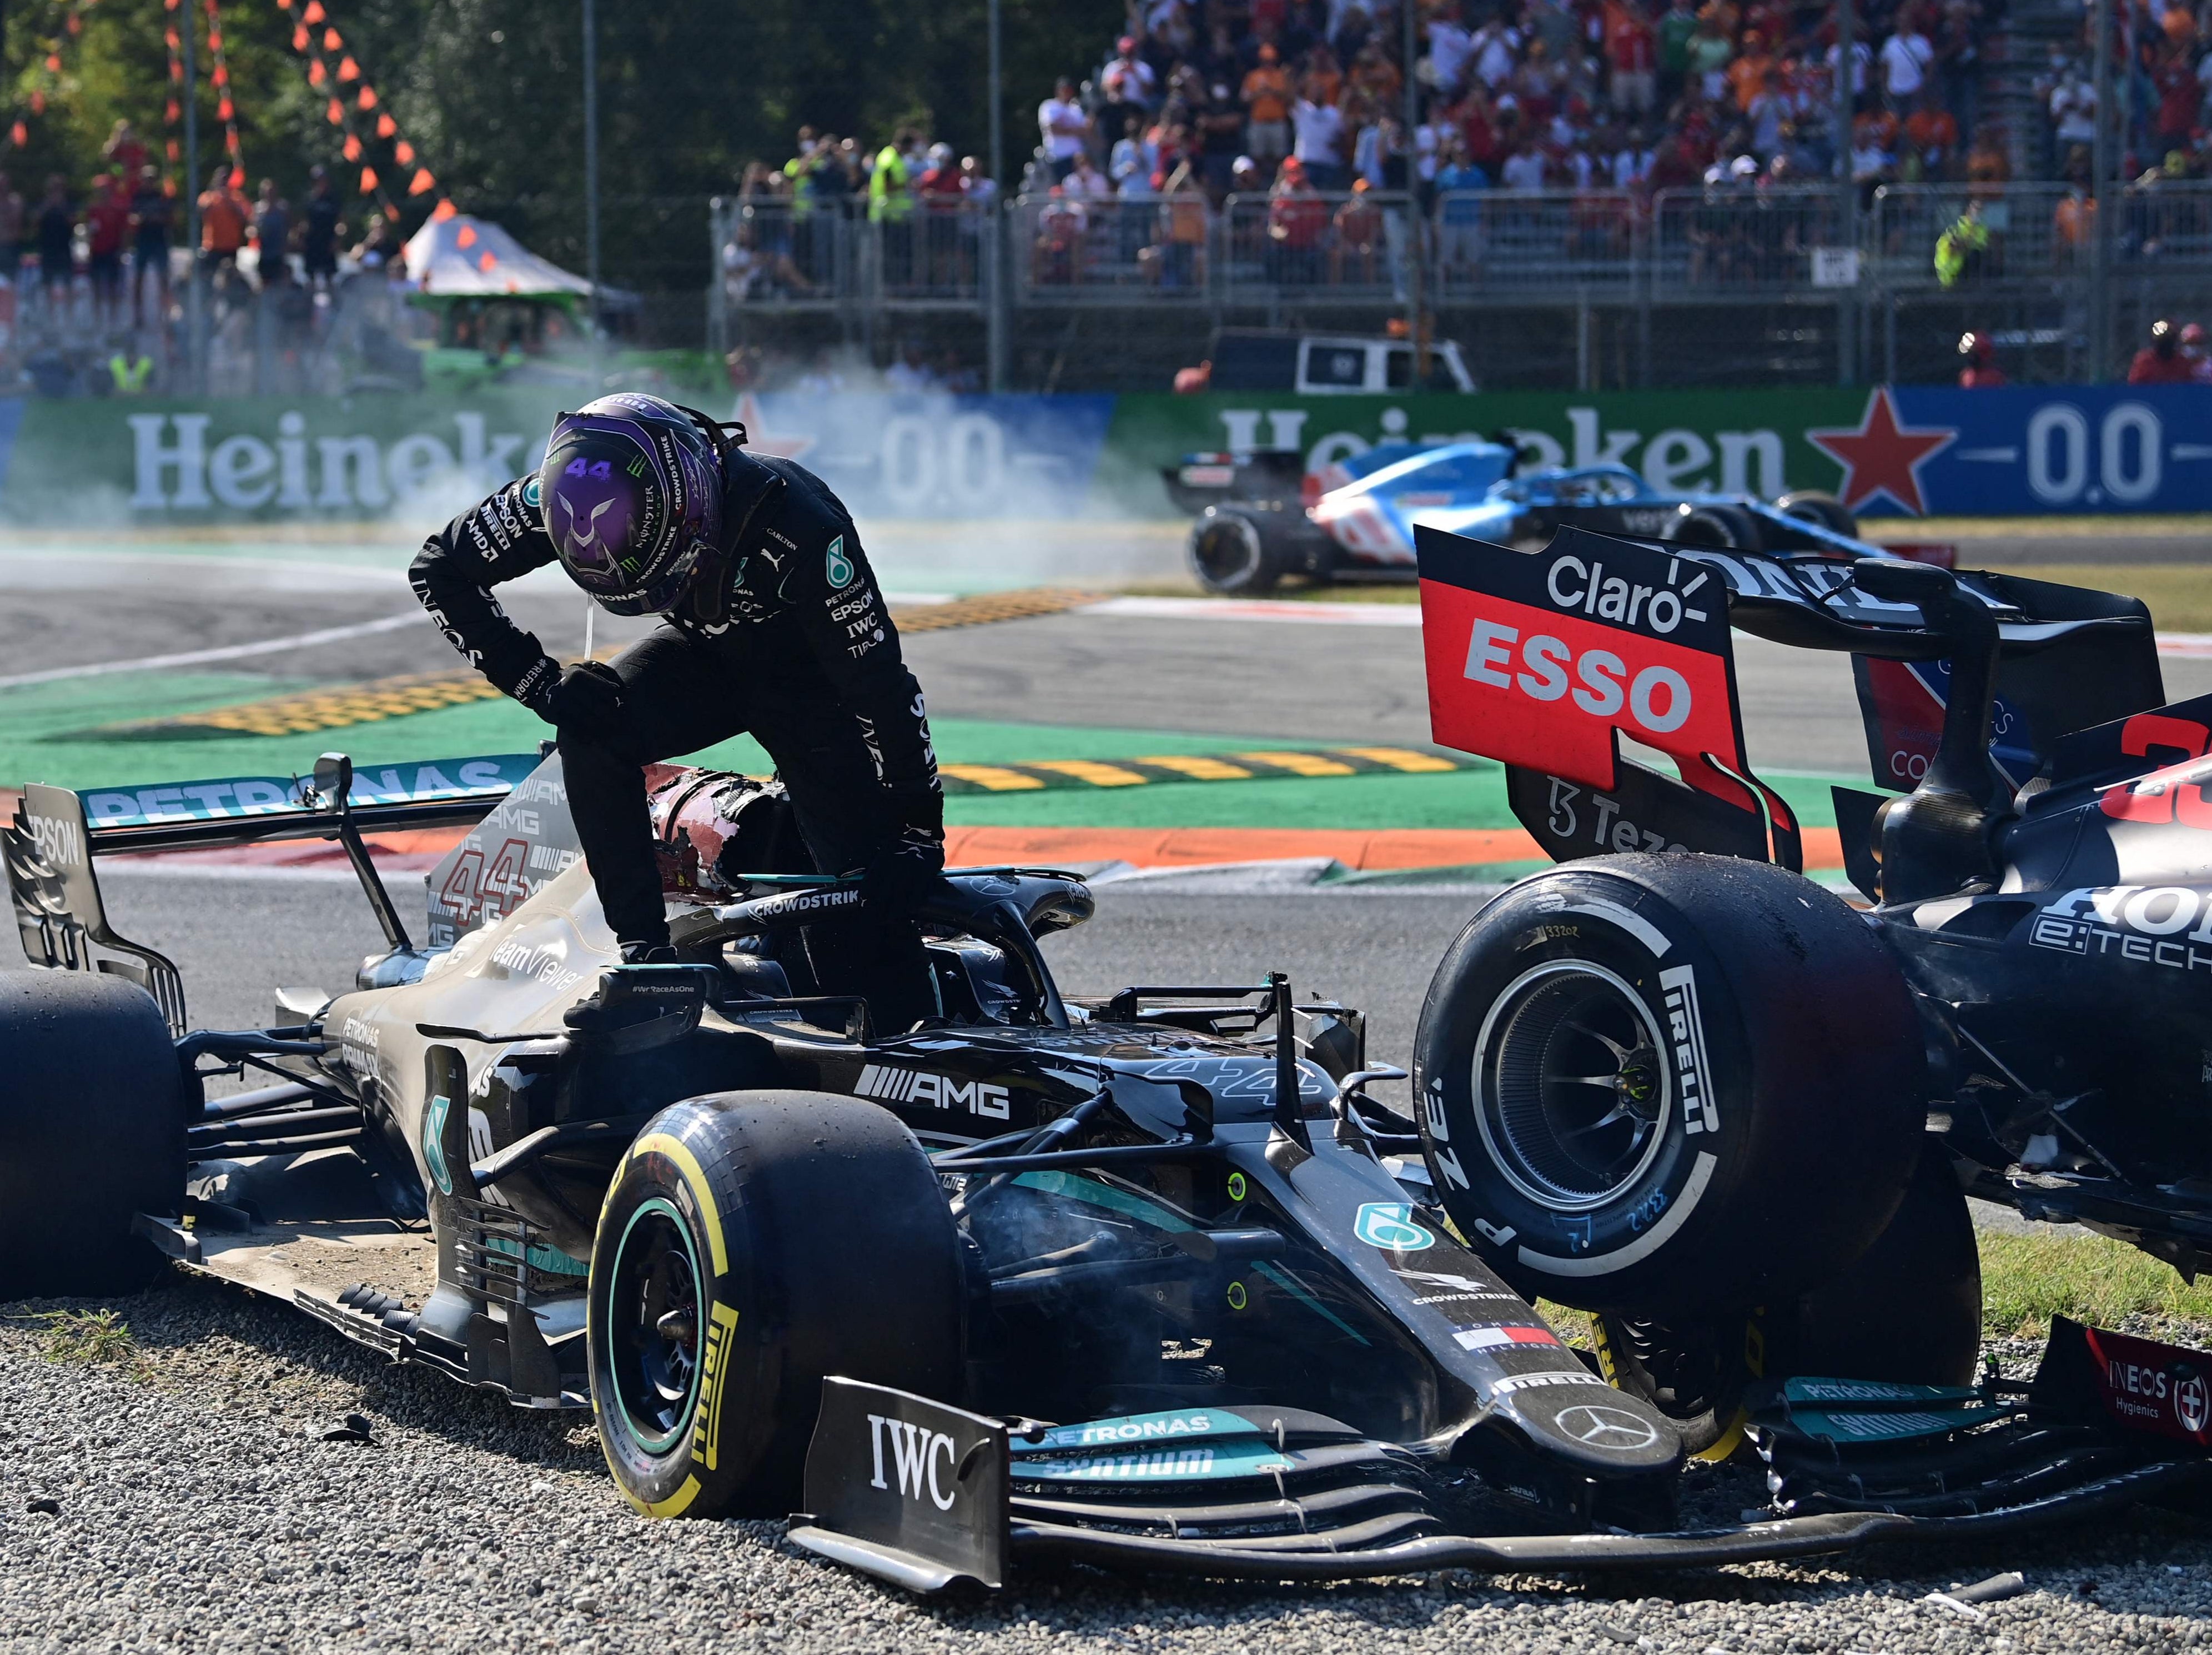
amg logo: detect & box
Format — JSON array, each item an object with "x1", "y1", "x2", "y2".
[
  {"x1": 1658, "y1": 964, "x2": 1718, "y2": 1135},
  {"x1": 856, "y1": 1064, "x2": 1012, "y2": 1119},
  {"x1": 866, "y1": 1413, "x2": 959, "y2": 1510},
  {"x1": 26, "y1": 813, "x2": 83, "y2": 871},
  {"x1": 526, "y1": 844, "x2": 580, "y2": 874}
]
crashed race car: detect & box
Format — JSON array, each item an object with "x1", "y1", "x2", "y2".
[
  {"x1": 5, "y1": 517, "x2": 2212, "y2": 1591},
  {"x1": 1169, "y1": 436, "x2": 1896, "y2": 595}
]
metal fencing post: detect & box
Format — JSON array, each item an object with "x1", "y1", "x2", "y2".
[
  {"x1": 2091, "y1": 0, "x2": 2111, "y2": 381},
  {"x1": 987, "y1": 0, "x2": 1008, "y2": 390},
  {"x1": 1836, "y1": 0, "x2": 1857, "y2": 383},
  {"x1": 183, "y1": 8, "x2": 202, "y2": 394},
  {"x1": 706, "y1": 197, "x2": 727, "y2": 362}
]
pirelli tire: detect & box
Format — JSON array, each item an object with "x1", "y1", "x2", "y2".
[
  {"x1": 587, "y1": 1091, "x2": 966, "y2": 1520},
  {"x1": 0, "y1": 970, "x2": 184, "y2": 1298},
  {"x1": 1592, "y1": 1144, "x2": 1983, "y2": 1459},
  {"x1": 1188, "y1": 504, "x2": 1297, "y2": 595},
  {"x1": 1666, "y1": 501, "x2": 1764, "y2": 553},
  {"x1": 1774, "y1": 489, "x2": 1859, "y2": 539},
  {"x1": 1412, "y1": 854, "x2": 1926, "y2": 1316}
]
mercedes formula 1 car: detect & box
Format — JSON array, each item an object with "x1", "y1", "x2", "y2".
[
  {"x1": 1170, "y1": 437, "x2": 1897, "y2": 595},
  {"x1": 5, "y1": 520, "x2": 2212, "y2": 1590}
]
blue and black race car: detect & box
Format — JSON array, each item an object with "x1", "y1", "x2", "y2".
[{"x1": 1169, "y1": 439, "x2": 1878, "y2": 594}]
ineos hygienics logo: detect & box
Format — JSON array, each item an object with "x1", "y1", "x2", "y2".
[{"x1": 1554, "y1": 1405, "x2": 1661, "y2": 1450}]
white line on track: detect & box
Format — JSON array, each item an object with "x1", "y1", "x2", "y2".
[{"x1": 0, "y1": 610, "x2": 430, "y2": 689}]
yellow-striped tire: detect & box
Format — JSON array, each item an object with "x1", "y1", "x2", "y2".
[{"x1": 587, "y1": 1091, "x2": 966, "y2": 1519}]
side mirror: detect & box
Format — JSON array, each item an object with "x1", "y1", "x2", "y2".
[{"x1": 311, "y1": 753, "x2": 353, "y2": 815}]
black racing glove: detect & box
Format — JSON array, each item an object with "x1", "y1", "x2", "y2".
[
  {"x1": 861, "y1": 832, "x2": 947, "y2": 916},
  {"x1": 520, "y1": 658, "x2": 626, "y2": 739}
]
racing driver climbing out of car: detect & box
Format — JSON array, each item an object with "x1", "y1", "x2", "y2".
[{"x1": 409, "y1": 392, "x2": 944, "y2": 1030}]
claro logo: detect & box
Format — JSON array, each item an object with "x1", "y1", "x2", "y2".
[{"x1": 866, "y1": 1413, "x2": 961, "y2": 1510}]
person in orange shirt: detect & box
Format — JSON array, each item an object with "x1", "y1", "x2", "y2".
[
  {"x1": 1903, "y1": 88, "x2": 1959, "y2": 178},
  {"x1": 1242, "y1": 44, "x2": 1294, "y2": 162},
  {"x1": 197, "y1": 164, "x2": 247, "y2": 279},
  {"x1": 2053, "y1": 184, "x2": 2095, "y2": 263},
  {"x1": 1727, "y1": 28, "x2": 1774, "y2": 112}
]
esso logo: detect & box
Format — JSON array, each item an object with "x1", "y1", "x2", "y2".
[{"x1": 1463, "y1": 619, "x2": 1695, "y2": 737}]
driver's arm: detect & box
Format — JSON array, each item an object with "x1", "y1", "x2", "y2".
[{"x1": 409, "y1": 475, "x2": 562, "y2": 704}]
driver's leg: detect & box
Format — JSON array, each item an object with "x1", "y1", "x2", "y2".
[
  {"x1": 557, "y1": 626, "x2": 747, "y2": 955},
  {"x1": 752, "y1": 697, "x2": 939, "y2": 1033}
]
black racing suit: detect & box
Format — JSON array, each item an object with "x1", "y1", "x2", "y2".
[{"x1": 410, "y1": 448, "x2": 944, "y2": 1025}]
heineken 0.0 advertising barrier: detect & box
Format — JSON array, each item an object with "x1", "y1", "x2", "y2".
[{"x1": 0, "y1": 383, "x2": 2206, "y2": 524}]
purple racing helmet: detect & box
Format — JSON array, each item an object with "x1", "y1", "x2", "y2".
[{"x1": 539, "y1": 393, "x2": 726, "y2": 615}]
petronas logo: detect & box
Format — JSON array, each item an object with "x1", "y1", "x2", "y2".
[{"x1": 826, "y1": 535, "x2": 855, "y2": 590}]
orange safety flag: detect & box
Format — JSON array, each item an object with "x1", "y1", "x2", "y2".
[
  {"x1": 477, "y1": 250, "x2": 496, "y2": 271},
  {"x1": 357, "y1": 86, "x2": 378, "y2": 110},
  {"x1": 337, "y1": 55, "x2": 359, "y2": 82},
  {"x1": 303, "y1": 0, "x2": 325, "y2": 21},
  {"x1": 456, "y1": 223, "x2": 475, "y2": 247},
  {"x1": 343, "y1": 134, "x2": 361, "y2": 161},
  {"x1": 217, "y1": 97, "x2": 233, "y2": 121},
  {"x1": 228, "y1": 165, "x2": 243, "y2": 188},
  {"x1": 292, "y1": 24, "x2": 308, "y2": 49},
  {"x1": 323, "y1": 27, "x2": 341, "y2": 50},
  {"x1": 9, "y1": 123, "x2": 24, "y2": 147},
  {"x1": 43, "y1": 54, "x2": 59, "y2": 72},
  {"x1": 376, "y1": 113, "x2": 396, "y2": 138},
  {"x1": 359, "y1": 165, "x2": 378, "y2": 193},
  {"x1": 309, "y1": 58, "x2": 325, "y2": 85},
  {"x1": 30, "y1": 92, "x2": 44, "y2": 116},
  {"x1": 165, "y1": 98, "x2": 179, "y2": 121},
  {"x1": 394, "y1": 139, "x2": 415, "y2": 163},
  {"x1": 409, "y1": 168, "x2": 436, "y2": 196},
  {"x1": 212, "y1": 64, "x2": 228, "y2": 87},
  {"x1": 326, "y1": 96, "x2": 343, "y2": 124},
  {"x1": 431, "y1": 197, "x2": 456, "y2": 220}
]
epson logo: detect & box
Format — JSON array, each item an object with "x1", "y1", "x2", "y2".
[
  {"x1": 1658, "y1": 963, "x2": 1717, "y2": 1135},
  {"x1": 866, "y1": 1413, "x2": 959, "y2": 1510},
  {"x1": 856, "y1": 1064, "x2": 1012, "y2": 1119},
  {"x1": 26, "y1": 813, "x2": 83, "y2": 871}
]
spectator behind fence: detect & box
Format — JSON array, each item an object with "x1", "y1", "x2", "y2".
[
  {"x1": 1293, "y1": 73, "x2": 1348, "y2": 188},
  {"x1": 253, "y1": 179, "x2": 291, "y2": 287},
  {"x1": 1332, "y1": 175, "x2": 1387, "y2": 284},
  {"x1": 83, "y1": 172, "x2": 128, "y2": 328},
  {"x1": 1040, "y1": 78, "x2": 1090, "y2": 182},
  {"x1": 198, "y1": 165, "x2": 247, "y2": 278},
  {"x1": 102, "y1": 121, "x2": 147, "y2": 191},
  {"x1": 1243, "y1": 43, "x2": 1293, "y2": 162},
  {"x1": 1882, "y1": 8, "x2": 1933, "y2": 110},
  {"x1": 36, "y1": 175, "x2": 71, "y2": 296},
  {"x1": 2130, "y1": 317, "x2": 2199, "y2": 383},
  {"x1": 300, "y1": 165, "x2": 341, "y2": 292},
  {"x1": 1265, "y1": 155, "x2": 1328, "y2": 283},
  {"x1": 0, "y1": 172, "x2": 21, "y2": 287},
  {"x1": 129, "y1": 166, "x2": 168, "y2": 327}
]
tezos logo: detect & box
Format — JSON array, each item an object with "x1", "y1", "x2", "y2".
[
  {"x1": 826, "y1": 534, "x2": 856, "y2": 590},
  {"x1": 867, "y1": 1412, "x2": 959, "y2": 1510},
  {"x1": 1354, "y1": 1202, "x2": 1435, "y2": 1252}
]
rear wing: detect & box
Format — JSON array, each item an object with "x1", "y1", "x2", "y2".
[
  {"x1": 3, "y1": 751, "x2": 536, "y2": 1035},
  {"x1": 1414, "y1": 525, "x2": 2163, "y2": 872}
]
